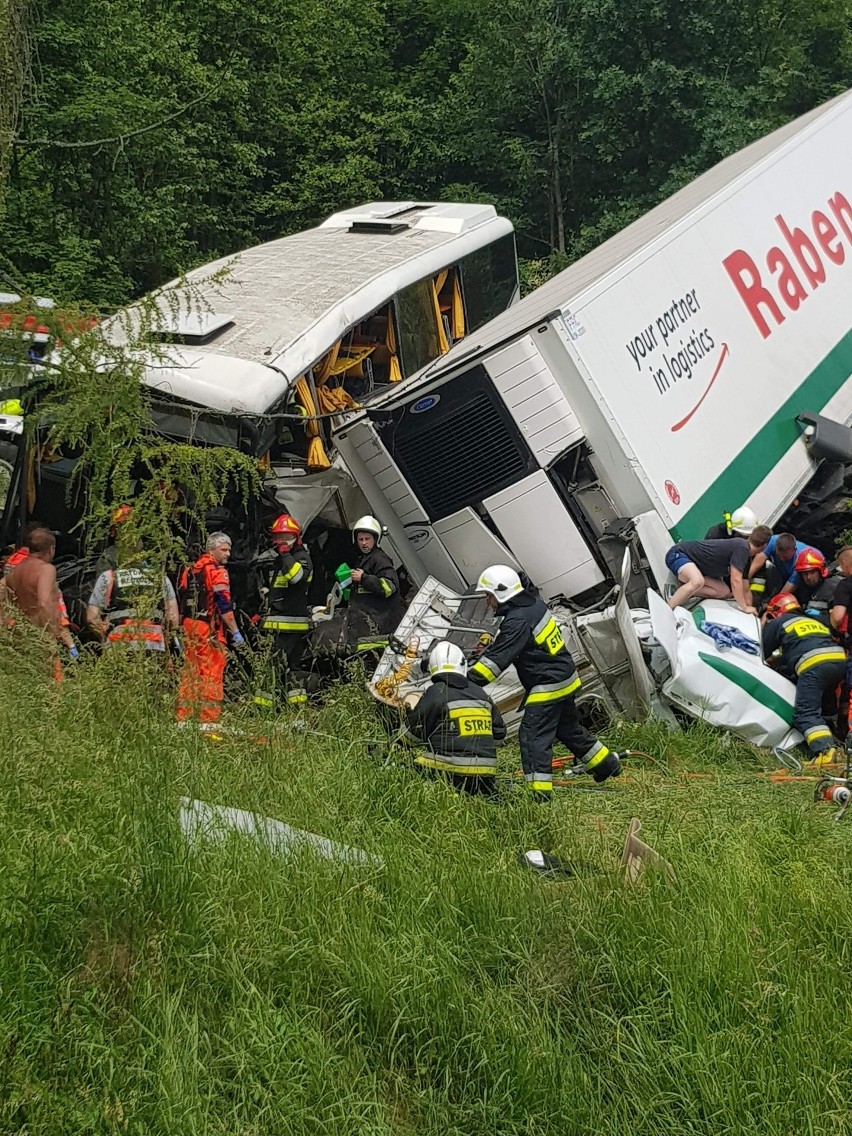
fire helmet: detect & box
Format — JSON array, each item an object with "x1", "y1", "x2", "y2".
[
  {"x1": 353, "y1": 515, "x2": 383, "y2": 543},
  {"x1": 476, "y1": 565, "x2": 524, "y2": 601},
  {"x1": 427, "y1": 641, "x2": 467, "y2": 678},
  {"x1": 766, "y1": 592, "x2": 801, "y2": 618},
  {"x1": 729, "y1": 505, "x2": 759, "y2": 536},
  {"x1": 111, "y1": 504, "x2": 133, "y2": 528},
  {"x1": 270, "y1": 513, "x2": 301, "y2": 543},
  {"x1": 793, "y1": 547, "x2": 828, "y2": 578}
]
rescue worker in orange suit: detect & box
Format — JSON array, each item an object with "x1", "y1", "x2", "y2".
[
  {"x1": 348, "y1": 515, "x2": 404, "y2": 654},
  {"x1": 762, "y1": 591, "x2": 846, "y2": 766},
  {"x1": 402, "y1": 640, "x2": 505, "y2": 797},
  {"x1": 469, "y1": 565, "x2": 622, "y2": 800},
  {"x1": 176, "y1": 532, "x2": 245, "y2": 725},
  {"x1": 86, "y1": 560, "x2": 179, "y2": 652},
  {"x1": 255, "y1": 513, "x2": 313, "y2": 708},
  {"x1": 1, "y1": 524, "x2": 78, "y2": 660}
]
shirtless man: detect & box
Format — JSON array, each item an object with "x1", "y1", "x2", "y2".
[{"x1": 7, "y1": 527, "x2": 63, "y2": 641}]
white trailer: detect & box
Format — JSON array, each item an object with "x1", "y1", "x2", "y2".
[
  {"x1": 334, "y1": 89, "x2": 852, "y2": 604},
  {"x1": 332, "y1": 90, "x2": 852, "y2": 751}
]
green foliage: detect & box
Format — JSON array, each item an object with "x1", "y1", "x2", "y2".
[
  {"x1": 3, "y1": 646, "x2": 852, "y2": 1133},
  {"x1": 0, "y1": 280, "x2": 258, "y2": 562},
  {"x1": 2, "y1": 0, "x2": 851, "y2": 304}
]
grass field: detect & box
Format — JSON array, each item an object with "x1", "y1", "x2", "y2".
[{"x1": 3, "y1": 638, "x2": 852, "y2": 1135}]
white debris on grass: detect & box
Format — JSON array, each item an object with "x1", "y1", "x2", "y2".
[{"x1": 179, "y1": 797, "x2": 384, "y2": 867}]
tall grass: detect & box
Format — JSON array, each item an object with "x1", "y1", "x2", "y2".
[{"x1": 2, "y1": 633, "x2": 852, "y2": 1134}]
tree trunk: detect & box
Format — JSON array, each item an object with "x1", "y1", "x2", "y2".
[
  {"x1": 551, "y1": 108, "x2": 565, "y2": 255},
  {"x1": 0, "y1": 0, "x2": 31, "y2": 212}
]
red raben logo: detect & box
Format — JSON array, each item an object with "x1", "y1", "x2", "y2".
[
  {"x1": 665, "y1": 480, "x2": 681, "y2": 505},
  {"x1": 723, "y1": 190, "x2": 852, "y2": 339}
]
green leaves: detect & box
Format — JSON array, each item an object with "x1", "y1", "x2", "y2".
[{"x1": 3, "y1": 0, "x2": 851, "y2": 299}]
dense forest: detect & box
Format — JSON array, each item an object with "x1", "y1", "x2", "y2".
[{"x1": 2, "y1": 0, "x2": 851, "y2": 307}]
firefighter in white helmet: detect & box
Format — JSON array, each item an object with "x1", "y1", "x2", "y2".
[
  {"x1": 348, "y1": 515, "x2": 404, "y2": 653},
  {"x1": 469, "y1": 565, "x2": 621, "y2": 799},
  {"x1": 704, "y1": 504, "x2": 759, "y2": 539},
  {"x1": 402, "y1": 640, "x2": 506, "y2": 796}
]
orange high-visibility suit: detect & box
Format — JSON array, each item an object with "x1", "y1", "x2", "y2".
[{"x1": 176, "y1": 553, "x2": 232, "y2": 723}]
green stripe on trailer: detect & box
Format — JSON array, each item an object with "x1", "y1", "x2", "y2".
[
  {"x1": 698, "y1": 651, "x2": 795, "y2": 725},
  {"x1": 672, "y1": 327, "x2": 852, "y2": 540}
]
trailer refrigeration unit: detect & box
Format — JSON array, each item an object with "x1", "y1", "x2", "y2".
[{"x1": 333, "y1": 88, "x2": 852, "y2": 750}]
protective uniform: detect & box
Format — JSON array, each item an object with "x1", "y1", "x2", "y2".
[
  {"x1": 349, "y1": 517, "x2": 404, "y2": 652},
  {"x1": 762, "y1": 593, "x2": 846, "y2": 762},
  {"x1": 257, "y1": 540, "x2": 313, "y2": 707},
  {"x1": 704, "y1": 505, "x2": 759, "y2": 540},
  {"x1": 469, "y1": 567, "x2": 620, "y2": 796},
  {"x1": 176, "y1": 552, "x2": 233, "y2": 723},
  {"x1": 403, "y1": 642, "x2": 505, "y2": 795},
  {"x1": 88, "y1": 564, "x2": 173, "y2": 650},
  {"x1": 789, "y1": 549, "x2": 838, "y2": 628}
]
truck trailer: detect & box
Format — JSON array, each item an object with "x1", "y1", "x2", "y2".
[{"x1": 334, "y1": 89, "x2": 852, "y2": 752}]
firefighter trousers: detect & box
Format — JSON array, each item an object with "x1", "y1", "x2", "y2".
[
  {"x1": 518, "y1": 695, "x2": 611, "y2": 794},
  {"x1": 272, "y1": 632, "x2": 309, "y2": 705},
  {"x1": 177, "y1": 618, "x2": 226, "y2": 723},
  {"x1": 794, "y1": 658, "x2": 846, "y2": 757},
  {"x1": 254, "y1": 632, "x2": 309, "y2": 709}
]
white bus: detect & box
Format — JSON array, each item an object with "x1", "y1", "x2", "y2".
[{"x1": 1, "y1": 201, "x2": 518, "y2": 583}]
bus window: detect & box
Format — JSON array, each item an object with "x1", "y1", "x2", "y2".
[
  {"x1": 395, "y1": 279, "x2": 442, "y2": 378},
  {"x1": 459, "y1": 233, "x2": 519, "y2": 333},
  {"x1": 435, "y1": 267, "x2": 465, "y2": 348}
]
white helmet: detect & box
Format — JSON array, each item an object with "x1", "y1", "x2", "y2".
[
  {"x1": 427, "y1": 641, "x2": 467, "y2": 678},
  {"x1": 476, "y1": 564, "x2": 523, "y2": 601},
  {"x1": 730, "y1": 505, "x2": 759, "y2": 535},
  {"x1": 352, "y1": 515, "x2": 383, "y2": 542}
]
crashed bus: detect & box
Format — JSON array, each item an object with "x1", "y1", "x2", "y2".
[
  {"x1": 0, "y1": 201, "x2": 519, "y2": 611},
  {"x1": 333, "y1": 89, "x2": 852, "y2": 756}
]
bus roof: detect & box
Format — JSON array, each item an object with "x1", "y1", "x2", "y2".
[{"x1": 113, "y1": 202, "x2": 513, "y2": 415}]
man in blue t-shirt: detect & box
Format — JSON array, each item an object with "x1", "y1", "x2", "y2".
[{"x1": 748, "y1": 532, "x2": 810, "y2": 593}]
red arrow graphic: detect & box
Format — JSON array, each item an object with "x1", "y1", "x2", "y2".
[{"x1": 670, "y1": 342, "x2": 730, "y2": 432}]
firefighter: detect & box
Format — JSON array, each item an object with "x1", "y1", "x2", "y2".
[
  {"x1": 95, "y1": 504, "x2": 134, "y2": 576},
  {"x1": 255, "y1": 513, "x2": 313, "y2": 708},
  {"x1": 830, "y1": 546, "x2": 852, "y2": 747},
  {"x1": 784, "y1": 547, "x2": 838, "y2": 627},
  {"x1": 402, "y1": 640, "x2": 506, "y2": 796},
  {"x1": 176, "y1": 532, "x2": 246, "y2": 726},
  {"x1": 469, "y1": 565, "x2": 621, "y2": 800},
  {"x1": 348, "y1": 515, "x2": 404, "y2": 654},
  {"x1": 762, "y1": 592, "x2": 846, "y2": 766},
  {"x1": 704, "y1": 504, "x2": 759, "y2": 540},
  {"x1": 85, "y1": 557, "x2": 178, "y2": 651}
]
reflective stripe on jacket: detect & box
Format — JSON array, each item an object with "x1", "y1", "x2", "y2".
[
  {"x1": 762, "y1": 611, "x2": 847, "y2": 674},
  {"x1": 262, "y1": 545, "x2": 313, "y2": 634},
  {"x1": 349, "y1": 547, "x2": 403, "y2": 634},
  {"x1": 469, "y1": 591, "x2": 580, "y2": 703},
  {"x1": 403, "y1": 673, "x2": 506, "y2": 774}
]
